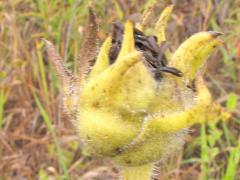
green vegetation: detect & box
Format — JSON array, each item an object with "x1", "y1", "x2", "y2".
[{"x1": 0, "y1": 0, "x2": 239, "y2": 179}]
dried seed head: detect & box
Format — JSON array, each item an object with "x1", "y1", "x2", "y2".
[
  {"x1": 45, "y1": 5, "x2": 229, "y2": 171},
  {"x1": 109, "y1": 21, "x2": 183, "y2": 80}
]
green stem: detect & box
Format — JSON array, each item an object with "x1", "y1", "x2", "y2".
[{"x1": 122, "y1": 164, "x2": 153, "y2": 180}]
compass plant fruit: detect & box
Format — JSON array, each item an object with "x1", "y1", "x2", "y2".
[{"x1": 45, "y1": 5, "x2": 229, "y2": 180}]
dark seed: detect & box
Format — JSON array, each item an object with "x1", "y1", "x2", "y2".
[
  {"x1": 158, "y1": 67, "x2": 183, "y2": 77},
  {"x1": 108, "y1": 22, "x2": 183, "y2": 79}
]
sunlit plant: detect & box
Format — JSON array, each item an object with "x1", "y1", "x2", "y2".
[{"x1": 45, "y1": 5, "x2": 229, "y2": 180}]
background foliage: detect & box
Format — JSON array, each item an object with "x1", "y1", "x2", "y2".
[{"x1": 0, "y1": 0, "x2": 239, "y2": 179}]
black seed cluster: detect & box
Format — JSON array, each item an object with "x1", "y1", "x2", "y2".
[{"x1": 109, "y1": 22, "x2": 183, "y2": 80}]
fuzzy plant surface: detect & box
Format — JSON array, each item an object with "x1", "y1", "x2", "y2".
[{"x1": 44, "y1": 5, "x2": 230, "y2": 180}]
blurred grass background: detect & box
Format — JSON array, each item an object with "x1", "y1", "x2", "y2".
[{"x1": 0, "y1": 0, "x2": 240, "y2": 179}]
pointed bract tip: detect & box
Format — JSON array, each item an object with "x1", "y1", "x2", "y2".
[
  {"x1": 168, "y1": 4, "x2": 174, "y2": 9},
  {"x1": 125, "y1": 19, "x2": 134, "y2": 26},
  {"x1": 42, "y1": 39, "x2": 53, "y2": 47},
  {"x1": 88, "y1": 1, "x2": 94, "y2": 9},
  {"x1": 88, "y1": 6, "x2": 96, "y2": 22},
  {"x1": 208, "y1": 31, "x2": 224, "y2": 38}
]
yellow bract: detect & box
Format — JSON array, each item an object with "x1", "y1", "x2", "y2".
[
  {"x1": 171, "y1": 32, "x2": 222, "y2": 81},
  {"x1": 154, "y1": 5, "x2": 174, "y2": 42},
  {"x1": 77, "y1": 16, "x2": 225, "y2": 166},
  {"x1": 88, "y1": 37, "x2": 112, "y2": 79}
]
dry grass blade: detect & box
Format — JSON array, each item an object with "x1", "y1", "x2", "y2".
[{"x1": 77, "y1": 7, "x2": 98, "y2": 81}]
